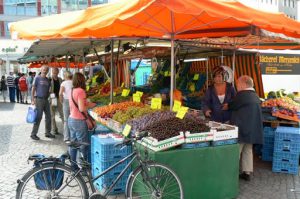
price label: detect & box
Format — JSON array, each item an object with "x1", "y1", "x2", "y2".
[
  {"x1": 172, "y1": 100, "x2": 182, "y2": 112},
  {"x1": 136, "y1": 91, "x2": 143, "y2": 97},
  {"x1": 133, "y1": 93, "x2": 141, "y2": 102},
  {"x1": 121, "y1": 82, "x2": 125, "y2": 87},
  {"x1": 176, "y1": 106, "x2": 188, "y2": 119},
  {"x1": 121, "y1": 89, "x2": 130, "y2": 97},
  {"x1": 122, "y1": 124, "x2": 131, "y2": 137},
  {"x1": 151, "y1": 98, "x2": 162, "y2": 109},
  {"x1": 109, "y1": 102, "x2": 112, "y2": 105},
  {"x1": 193, "y1": 74, "x2": 199, "y2": 80},
  {"x1": 113, "y1": 92, "x2": 116, "y2": 96}
]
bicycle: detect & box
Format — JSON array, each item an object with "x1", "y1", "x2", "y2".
[{"x1": 16, "y1": 132, "x2": 184, "y2": 199}]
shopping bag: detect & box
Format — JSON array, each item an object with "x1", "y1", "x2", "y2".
[{"x1": 26, "y1": 105, "x2": 37, "y2": 123}]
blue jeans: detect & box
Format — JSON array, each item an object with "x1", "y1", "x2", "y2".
[
  {"x1": 63, "y1": 99, "x2": 70, "y2": 141},
  {"x1": 8, "y1": 87, "x2": 15, "y2": 102},
  {"x1": 68, "y1": 117, "x2": 88, "y2": 170}
]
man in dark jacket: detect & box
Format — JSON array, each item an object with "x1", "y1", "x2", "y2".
[{"x1": 229, "y1": 75, "x2": 263, "y2": 181}]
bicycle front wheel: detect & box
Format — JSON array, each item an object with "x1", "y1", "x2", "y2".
[
  {"x1": 127, "y1": 162, "x2": 184, "y2": 199},
  {"x1": 16, "y1": 163, "x2": 89, "y2": 199}
]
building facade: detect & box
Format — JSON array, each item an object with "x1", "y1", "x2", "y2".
[{"x1": 238, "y1": 0, "x2": 297, "y2": 20}]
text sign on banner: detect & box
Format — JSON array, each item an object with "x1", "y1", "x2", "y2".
[
  {"x1": 172, "y1": 100, "x2": 182, "y2": 112},
  {"x1": 133, "y1": 93, "x2": 141, "y2": 102},
  {"x1": 193, "y1": 74, "x2": 199, "y2": 80},
  {"x1": 176, "y1": 106, "x2": 189, "y2": 119},
  {"x1": 121, "y1": 89, "x2": 130, "y2": 97},
  {"x1": 260, "y1": 53, "x2": 300, "y2": 75},
  {"x1": 122, "y1": 124, "x2": 131, "y2": 137},
  {"x1": 151, "y1": 98, "x2": 162, "y2": 109}
]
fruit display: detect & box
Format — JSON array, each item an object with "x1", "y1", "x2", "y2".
[
  {"x1": 143, "y1": 117, "x2": 210, "y2": 141},
  {"x1": 112, "y1": 107, "x2": 156, "y2": 124},
  {"x1": 93, "y1": 101, "x2": 144, "y2": 118},
  {"x1": 127, "y1": 111, "x2": 176, "y2": 133},
  {"x1": 262, "y1": 96, "x2": 300, "y2": 112},
  {"x1": 89, "y1": 95, "x2": 131, "y2": 104}
]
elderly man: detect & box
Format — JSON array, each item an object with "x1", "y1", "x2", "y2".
[
  {"x1": 49, "y1": 68, "x2": 64, "y2": 135},
  {"x1": 228, "y1": 75, "x2": 263, "y2": 181},
  {"x1": 31, "y1": 66, "x2": 55, "y2": 140}
]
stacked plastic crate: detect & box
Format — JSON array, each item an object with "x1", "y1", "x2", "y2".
[
  {"x1": 91, "y1": 134, "x2": 132, "y2": 194},
  {"x1": 262, "y1": 127, "x2": 275, "y2": 161},
  {"x1": 272, "y1": 127, "x2": 300, "y2": 175}
]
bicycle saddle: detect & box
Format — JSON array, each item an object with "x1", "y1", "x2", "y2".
[{"x1": 67, "y1": 141, "x2": 90, "y2": 149}]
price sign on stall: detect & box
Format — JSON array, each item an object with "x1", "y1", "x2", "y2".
[
  {"x1": 121, "y1": 89, "x2": 130, "y2": 97},
  {"x1": 193, "y1": 74, "x2": 199, "y2": 80},
  {"x1": 151, "y1": 98, "x2": 162, "y2": 109},
  {"x1": 121, "y1": 82, "x2": 125, "y2": 87},
  {"x1": 176, "y1": 106, "x2": 188, "y2": 119},
  {"x1": 113, "y1": 92, "x2": 116, "y2": 96},
  {"x1": 172, "y1": 100, "x2": 182, "y2": 112},
  {"x1": 122, "y1": 124, "x2": 132, "y2": 137},
  {"x1": 136, "y1": 91, "x2": 143, "y2": 97},
  {"x1": 133, "y1": 93, "x2": 141, "y2": 102}
]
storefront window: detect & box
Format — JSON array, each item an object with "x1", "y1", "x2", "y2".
[
  {"x1": 4, "y1": 0, "x2": 37, "y2": 16},
  {"x1": 41, "y1": 0, "x2": 57, "y2": 15},
  {"x1": 61, "y1": 0, "x2": 88, "y2": 12}
]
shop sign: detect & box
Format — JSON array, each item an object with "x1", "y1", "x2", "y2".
[
  {"x1": 260, "y1": 53, "x2": 300, "y2": 75},
  {"x1": 1, "y1": 46, "x2": 18, "y2": 53}
]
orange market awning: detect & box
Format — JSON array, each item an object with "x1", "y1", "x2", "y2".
[{"x1": 9, "y1": 0, "x2": 300, "y2": 42}]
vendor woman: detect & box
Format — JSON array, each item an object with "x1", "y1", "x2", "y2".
[{"x1": 202, "y1": 66, "x2": 236, "y2": 123}]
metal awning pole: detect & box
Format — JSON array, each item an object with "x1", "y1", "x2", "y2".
[
  {"x1": 110, "y1": 40, "x2": 114, "y2": 104},
  {"x1": 170, "y1": 35, "x2": 175, "y2": 110}
]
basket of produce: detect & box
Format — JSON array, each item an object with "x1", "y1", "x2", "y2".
[{"x1": 208, "y1": 121, "x2": 238, "y2": 141}]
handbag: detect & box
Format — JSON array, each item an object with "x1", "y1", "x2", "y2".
[
  {"x1": 26, "y1": 105, "x2": 37, "y2": 123},
  {"x1": 71, "y1": 89, "x2": 96, "y2": 131}
]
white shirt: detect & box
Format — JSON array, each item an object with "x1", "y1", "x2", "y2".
[
  {"x1": 61, "y1": 80, "x2": 73, "y2": 100},
  {"x1": 218, "y1": 94, "x2": 225, "y2": 104}
]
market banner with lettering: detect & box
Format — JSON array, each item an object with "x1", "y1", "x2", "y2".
[{"x1": 260, "y1": 54, "x2": 300, "y2": 75}]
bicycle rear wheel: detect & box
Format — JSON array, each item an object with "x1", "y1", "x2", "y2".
[
  {"x1": 16, "y1": 163, "x2": 89, "y2": 199},
  {"x1": 127, "y1": 162, "x2": 184, "y2": 199}
]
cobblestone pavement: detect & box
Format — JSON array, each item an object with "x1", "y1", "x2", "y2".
[{"x1": 1, "y1": 101, "x2": 300, "y2": 199}]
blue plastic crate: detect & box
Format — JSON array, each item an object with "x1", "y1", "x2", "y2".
[
  {"x1": 211, "y1": 139, "x2": 237, "y2": 147},
  {"x1": 181, "y1": 142, "x2": 210, "y2": 149},
  {"x1": 272, "y1": 152, "x2": 299, "y2": 175},
  {"x1": 274, "y1": 140, "x2": 300, "y2": 153},
  {"x1": 91, "y1": 136, "x2": 132, "y2": 162},
  {"x1": 275, "y1": 127, "x2": 300, "y2": 143},
  {"x1": 94, "y1": 178, "x2": 126, "y2": 195},
  {"x1": 92, "y1": 159, "x2": 130, "y2": 176},
  {"x1": 263, "y1": 127, "x2": 276, "y2": 137},
  {"x1": 263, "y1": 136, "x2": 274, "y2": 146},
  {"x1": 92, "y1": 167, "x2": 130, "y2": 192},
  {"x1": 262, "y1": 151, "x2": 273, "y2": 162}
]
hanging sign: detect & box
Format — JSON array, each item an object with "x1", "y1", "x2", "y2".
[
  {"x1": 176, "y1": 106, "x2": 189, "y2": 119},
  {"x1": 151, "y1": 98, "x2": 162, "y2": 109},
  {"x1": 122, "y1": 124, "x2": 132, "y2": 137},
  {"x1": 172, "y1": 100, "x2": 182, "y2": 112}
]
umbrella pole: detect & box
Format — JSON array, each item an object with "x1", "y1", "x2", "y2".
[
  {"x1": 110, "y1": 39, "x2": 114, "y2": 104},
  {"x1": 170, "y1": 36, "x2": 175, "y2": 110},
  {"x1": 232, "y1": 49, "x2": 236, "y2": 85}
]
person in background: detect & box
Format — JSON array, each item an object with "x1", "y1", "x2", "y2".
[
  {"x1": 68, "y1": 72, "x2": 96, "y2": 170},
  {"x1": 6, "y1": 72, "x2": 15, "y2": 103},
  {"x1": 59, "y1": 71, "x2": 73, "y2": 142},
  {"x1": 31, "y1": 65, "x2": 55, "y2": 140},
  {"x1": 228, "y1": 75, "x2": 263, "y2": 181},
  {"x1": 50, "y1": 68, "x2": 64, "y2": 135},
  {"x1": 15, "y1": 73, "x2": 22, "y2": 103},
  {"x1": 27, "y1": 72, "x2": 34, "y2": 103},
  {"x1": 1, "y1": 76, "x2": 8, "y2": 102},
  {"x1": 202, "y1": 66, "x2": 236, "y2": 123},
  {"x1": 19, "y1": 73, "x2": 28, "y2": 104}
]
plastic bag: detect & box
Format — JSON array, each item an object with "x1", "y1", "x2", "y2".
[{"x1": 26, "y1": 105, "x2": 37, "y2": 123}]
